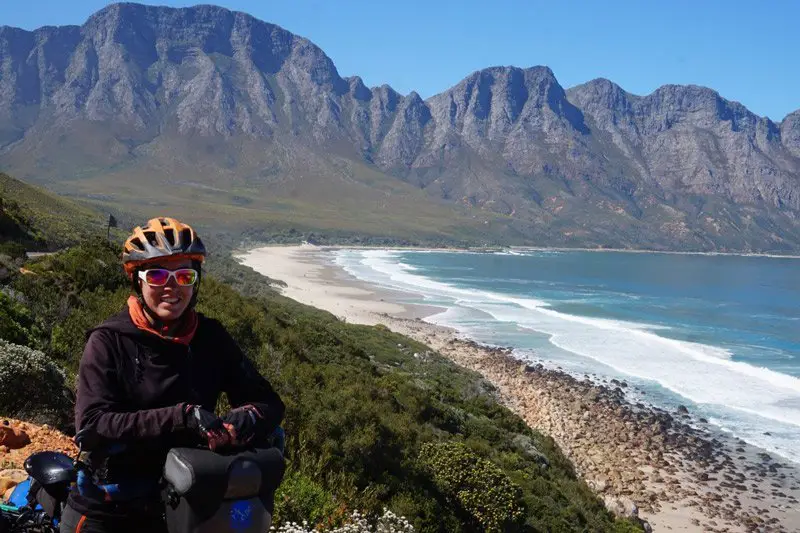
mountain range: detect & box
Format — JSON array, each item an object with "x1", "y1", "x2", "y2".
[{"x1": 1, "y1": 2, "x2": 799, "y2": 251}]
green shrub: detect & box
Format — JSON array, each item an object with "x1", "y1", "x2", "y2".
[
  {"x1": 0, "y1": 339, "x2": 72, "y2": 429},
  {"x1": 274, "y1": 469, "x2": 341, "y2": 528},
  {"x1": 0, "y1": 241, "x2": 27, "y2": 259},
  {"x1": 22, "y1": 238, "x2": 125, "y2": 293},
  {"x1": 11, "y1": 240, "x2": 126, "y2": 353},
  {"x1": 419, "y1": 441, "x2": 526, "y2": 532},
  {"x1": 0, "y1": 290, "x2": 39, "y2": 347},
  {"x1": 0, "y1": 254, "x2": 20, "y2": 284}
]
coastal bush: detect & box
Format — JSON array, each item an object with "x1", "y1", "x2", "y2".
[
  {"x1": 0, "y1": 241, "x2": 27, "y2": 259},
  {"x1": 22, "y1": 237, "x2": 125, "y2": 293},
  {"x1": 0, "y1": 290, "x2": 39, "y2": 347},
  {"x1": 0, "y1": 339, "x2": 72, "y2": 428},
  {"x1": 419, "y1": 441, "x2": 525, "y2": 532},
  {"x1": 273, "y1": 469, "x2": 341, "y2": 527},
  {"x1": 11, "y1": 239, "x2": 126, "y2": 355}
]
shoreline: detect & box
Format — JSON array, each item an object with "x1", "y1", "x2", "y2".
[
  {"x1": 237, "y1": 245, "x2": 800, "y2": 532},
  {"x1": 234, "y1": 241, "x2": 800, "y2": 260}
]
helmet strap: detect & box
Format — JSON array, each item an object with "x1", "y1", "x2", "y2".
[{"x1": 134, "y1": 285, "x2": 167, "y2": 332}]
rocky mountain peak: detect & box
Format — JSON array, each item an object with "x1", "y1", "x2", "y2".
[
  {"x1": 567, "y1": 78, "x2": 631, "y2": 110},
  {"x1": 346, "y1": 76, "x2": 371, "y2": 101},
  {"x1": 1, "y1": 3, "x2": 799, "y2": 252},
  {"x1": 782, "y1": 109, "x2": 800, "y2": 158},
  {"x1": 424, "y1": 64, "x2": 588, "y2": 143}
]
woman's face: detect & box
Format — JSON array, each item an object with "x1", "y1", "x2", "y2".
[{"x1": 139, "y1": 257, "x2": 195, "y2": 322}]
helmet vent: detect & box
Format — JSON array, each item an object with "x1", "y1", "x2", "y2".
[
  {"x1": 144, "y1": 231, "x2": 158, "y2": 246},
  {"x1": 130, "y1": 238, "x2": 144, "y2": 251},
  {"x1": 180, "y1": 229, "x2": 192, "y2": 247},
  {"x1": 164, "y1": 228, "x2": 176, "y2": 247}
]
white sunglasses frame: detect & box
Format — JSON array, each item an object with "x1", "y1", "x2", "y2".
[{"x1": 137, "y1": 268, "x2": 199, "y2": 287}]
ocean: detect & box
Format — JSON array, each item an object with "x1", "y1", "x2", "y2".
[{"x1": 332, "y1": 248, "x2": 800, "y2": 464}]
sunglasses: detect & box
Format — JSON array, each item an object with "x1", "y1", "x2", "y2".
[{"x1": 137, "y1": 268, "x2": 199, "y2": 287}]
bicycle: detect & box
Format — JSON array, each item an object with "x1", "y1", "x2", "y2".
[{"x1": 0, "y1": 427, "x2": 285, "y2": 533}]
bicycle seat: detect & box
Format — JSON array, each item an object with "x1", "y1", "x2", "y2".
[{"x1": 23, "y1": 451, "x2": 75, "y2": 486}]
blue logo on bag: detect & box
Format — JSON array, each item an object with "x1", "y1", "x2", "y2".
[{"x1": 230, "y1": 500, "x2": 253, "y2": 529}]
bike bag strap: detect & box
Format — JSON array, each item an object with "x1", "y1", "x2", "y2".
[{"x1": 75, "y1": 470, "x2": 159, "y2": 502}]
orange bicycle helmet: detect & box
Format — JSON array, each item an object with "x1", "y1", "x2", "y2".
[{"x1": 122, "y1": 217, "x2": 206, "y2": 277}]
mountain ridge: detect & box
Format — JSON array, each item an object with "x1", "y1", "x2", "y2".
[
  {"x1": 2, "y1": 3, "x2": 796, "y2": 121},
  {"x1": 1, "y1": 2, "x2": 799, "y2": 252}
]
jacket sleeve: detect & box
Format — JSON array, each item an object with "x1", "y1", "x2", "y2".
[
  {"x1": 219, "y1": 328, "x2": 285, "y2": 434},
  {"x1": 75, "y1": 330, "x2": 186, "y2": 442}
]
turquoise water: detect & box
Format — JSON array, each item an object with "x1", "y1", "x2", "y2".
[{"x1": 333, "y1": 249, "x2": 800, "y2": 464}]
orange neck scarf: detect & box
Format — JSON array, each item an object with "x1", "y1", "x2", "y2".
[{"x1": 127, "y1": 295, "x2": 198, "y2": 345}]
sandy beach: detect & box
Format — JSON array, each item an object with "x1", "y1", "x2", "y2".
[{"x1": 237, "y1": 245, "x2": 800, "y2": 532}]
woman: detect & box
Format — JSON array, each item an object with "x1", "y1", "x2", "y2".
[{"x1": 60, "y1": 217, "x2": 285, "y2": 533}]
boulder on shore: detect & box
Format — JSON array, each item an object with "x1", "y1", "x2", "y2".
[{"x1": 603, "y1": 494, "x2": 639, "y2": 518}]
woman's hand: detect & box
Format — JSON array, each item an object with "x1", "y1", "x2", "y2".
[
  {"x1": 183, "y1": 404, "x2": 232, "y2": 451},
  {"x1": 221, "y1": 404, "x2": 264, "y2": 447}
]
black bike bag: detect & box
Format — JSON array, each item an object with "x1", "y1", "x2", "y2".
[{"x1": 163, "y1": 447, "x2": 285, "y2": 533}]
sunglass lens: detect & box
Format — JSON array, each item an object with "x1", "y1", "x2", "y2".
[
  {"x1": 175, "y1": 269, "x2": 197, "y2": 286},
  {"x1": 145, "y1": 269, "x2": 170, "y2": 286}
]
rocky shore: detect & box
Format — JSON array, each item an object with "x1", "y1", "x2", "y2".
[{"x1": 387, "y1": 317, "x2": 800, "y2": 533}]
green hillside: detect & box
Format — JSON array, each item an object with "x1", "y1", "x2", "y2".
[
  {"x1": 0, "y1": 172, "x2": 106, "y2": 251},
  {"x1": 0, "y1": 195, "x2": 40, "y2": 258},
  {"x1": 9, "y1": 133, "x2": 529, "y2": 248}
]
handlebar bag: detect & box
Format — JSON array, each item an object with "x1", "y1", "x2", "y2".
[{"x1": 162, "y1": 447, "x2": 284, "y2": 533}]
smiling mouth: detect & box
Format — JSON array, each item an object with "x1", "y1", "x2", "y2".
[{"x1": 161, "y1": 297, "x2": 181, "y2": 305}]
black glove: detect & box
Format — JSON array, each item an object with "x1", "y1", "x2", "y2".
[
  {"x1": 183, "y1": 404, "x2": 231, "y2": 451},
  {"x1": 221, "y1": 404, "x2": 264, "y2": 447}
]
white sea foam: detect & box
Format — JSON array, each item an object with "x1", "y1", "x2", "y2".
[{"x1": 333, "y1": 248, "x2": 800, "y2": 462}]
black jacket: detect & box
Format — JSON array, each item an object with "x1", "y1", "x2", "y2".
[{"x1": 68, "y1": 308, "x2": 284, "y2": 518}]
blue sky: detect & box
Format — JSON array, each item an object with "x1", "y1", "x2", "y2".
[{"x1": 2, "y1": 0, "x2": 798, "y2": 120}]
